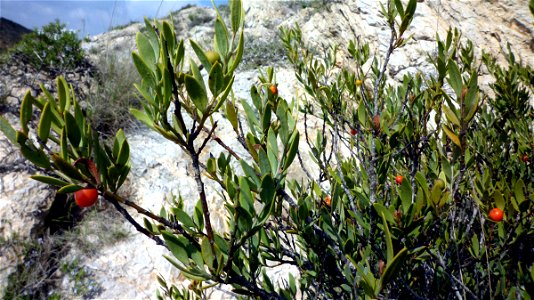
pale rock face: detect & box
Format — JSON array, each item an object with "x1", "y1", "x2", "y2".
[{"x1": 0, "y1": 0, "x2": 532, "y2": 298}]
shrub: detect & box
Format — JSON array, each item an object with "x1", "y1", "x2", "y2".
[
  {"x1": 14, "y1": 19, "x2": 85, "y2": 71},
  {"x1": 85, "y1": 53, "x2": 141, "y2": 137},
  {"x1": 0, "y1": 0, "x2": 532, "y2": 299}
]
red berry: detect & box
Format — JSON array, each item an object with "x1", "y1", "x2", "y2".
[
  {"x1": 74, "y1": 188, "x2": 99, "y2": 208},
  {"x1": 350, "y1": 128, "x2": 357, "y2": 136},
  {"x1": 395, "y1": 175, "x2": 403, "y2": 185},
  {"x1": 521, "y1": 154, "x2": 528, "y2": 162},
  {"x1": 488, "y1": 208, "x2": 504, "y2": 222}
]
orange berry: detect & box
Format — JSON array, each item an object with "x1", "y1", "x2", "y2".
[
  {"x1": 355, "y1": 79, "x2": 362, "y2": 86},
  {"x1": 324, "y1": 195, "x2": 331, "y2": 207},
  {"x1": 269, "y1": 84, "x2": 278, "y2": 96},
  {"x1": 395, "y1": 175, "x2": 403, "y2": 185},
  {"x1": 488, "y1": 208, "x2": 504, "y2": 222}
]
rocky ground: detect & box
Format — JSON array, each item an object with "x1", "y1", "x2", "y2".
[{"x1": 0, "y1": 0, "x2": 532, "y2": 298}]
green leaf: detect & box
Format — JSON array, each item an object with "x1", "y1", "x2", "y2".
[
  {"x1": 132, "y1": 52, "x2": 155, "y2": 87},
  {"x1": 443, "y1": 105, "x2": 460, "y2": 127},
  {"x1": 51, "y1": 154, "x2": 83, "y2": 180},
  {"x1": 64, "y1": 112, "x2": 81, "y2": 147},
  {"x1": 208, "y1": 61, "x2": 225, "y2": 97},
  {"x1": 60, "y1": 127, "x2": 68, "y2": 159},
  {"x1": 130, "y1": 108, "x2": 154, "y2": 129},
  {"x1": 442, "y1": 125, "x2": 461, "y2": 148},
  {"x1": 226, "y1": 101, "x2": 238, "y2": 132},
  {"x1": 20, "y1": 91, "x2": 34, "y2": 134},
  {"x1": 380, "y1": 247, "x2": 408, "y2": 286},
  {"x1": 229, "y1": 30, "x2": 244, "y2": 74},
  {"x1": 201, "y1": 237, "x2": 214, "y2": 269},
  {"x1": 162, "y1": 231, "x2": 189, "y2": 265},
  {"x1": 394, "y1": 0, "x2": 404, "y2": 18},
  {"x1": 214, "y1": 17, "x2": 229, "y2": 58},
  {"x1": 116, "y1": 140, "x2": 130, "y2": 166},
  {"x1": 30, "y1": 175, "x2": 70, "y2": 187},
  {"x1": 493, "y1": 189, "x2": 505, "y2": 210},
  {"x1": 0, "y1": 116, "x2": 17, "y2": 145},
  {"x1": 258, "y1": 174, "x2": 276, "y2": 225},
  {"x1": 191, "y1": 40, "x2": 212, "y2": 73},
  {"x1": 162, "y1": 21, "x2": 175, "y2": 52},
  {"x1": 175, "y1": 210, "x2": 196, "y2": 229},
  {"x1": 230, "y1": 0, "x2": 243, "y2": 34},
  {"x1": 57, "y1": 76, "x2": 69, "y2": 113},
  {"x1": 37, "y1": 102, "x2": 52, "y2": 143},
  {"x1": 213, "y1": 75, "x2": 234, "y2": 112},
  {"x1": 283, "y1": 131, "x2": 299, "y2": 171},
  {"x1": 57, "y1": 184, "x2": 83, "y2": 194},
  {"x1": 382, "y1": 212, "x2": 394, "y2": 264},
  {"x1": 399, "y1": 178, "x2": 412, "y2": 214},
  {"x1": 447, "y1": 59, "x2": 462, "y2": 98},
  {"x1": 238, "y1": 177, "x2": 254, "y2": 214},
  {"x1": 185, "y1": 75, "x2": 208, "y2": 113},
  {"x1": 373, "y1": 203, "x2": 395, "y2": 224},
  {"x1": 136, "y1": 32, "x2": 156, "y2": 69},
  {"x1": 240, "y1": 160, "x2": 260, "y2": 189},
  {"x1": 514, "y1": 179, "x2": 525, "y2": 204}
]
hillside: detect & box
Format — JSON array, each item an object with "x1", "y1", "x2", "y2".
[
  {"x1": 0, "y1": 18, "x2": 32, "y2": 52},
  {"x1": 0, "y1": 1, "x2": 532, "y2": 298}
]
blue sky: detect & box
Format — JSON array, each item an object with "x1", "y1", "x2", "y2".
[{"x1": 1, "y1": 0, "x2": 227, "y2": 36}]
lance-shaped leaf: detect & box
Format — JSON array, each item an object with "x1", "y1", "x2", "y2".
[
  {"x1": 57, "y1": 184, "x2": 83, "y2": 194},
  {"x1": 447, "y1": 59, "x2": 462, "y2": 98},
  {"x1": 51, "y1": 154, "x2": 83, "y2": 181},
  {"x1": 132, "y1": 52, "x2": 155, "y2": 87},
  {"x1": 162, "y1": 21, "x2": 175, "y2": 52},
  {"x1": 37, "y1": 102, "x2": 53, "y2": 143},
  {"x1": 230, "y1": 0, "x2": 243, "y2": 34},
  {"x1": 136, "y1": 31, "x2": 156, "y2": 70},
  {"x1": 208, "y1": 61, "x2": 225, "y2": 98},
  {"x1": 399, "y1": 177, "x2": 413, "y2": 213},
  {"x1": 60, "y1": 127, "x2": 68, "y2": 159},
  {"x1": 283, "y1": 131, "x2": 299, "y2": 171},
  {"x1": 130, "y1": 108, "x2": 155, "y2": 129},
  {"x1": 380, "y1": 247, "x2": 408, "y2": 286},
  {"x1": 116, "y1": 140, "x2": 130, "y2": 167},
  {"x1": 185, "y1": 75, "x2": 208, "y2": 113},
  {"x1": 20, "y1": 92, "x2": 34, "y2": 134},
  {"x1": 214, "y1": 17, "x2": 228, "y2": 58},
  {"x1": 443, "y1": 104, "x2": 460, "y2": 127},
  {"x1": 64, "y1": 111, "x2": 81, "y2": 147},
  {"x1": 225, "y1": 101, "x2": 239, "y2": 132},
  {"x1": 191, "y1": 40, "x2": 212, "y2": 73},
  {"x1": 258, "y1": 174, "x2": 276, "y2": 225},
  {"x1": 17, "y1": 131, "x2": 50, "y2": 169},
  {"x1": 0, "y1": 116, "x2": 16, "y2": 145},
  {"x1": 442, "y1": 125, "x2": 461, "y2": 148},
  {"x1": 382, "y1": 212, "x2": 394, "y2": 264},
  {"x1": 201, "y1": 237, "x2": 214, "y2": 270},
  {"x1": 57, "y1": 76, "x2": 70, "y2": 113},
  {"x1": 30, "y1": 175, "x2": 70, "y2": 187},
  {"x1": 228, "y1": 30, "x2": 244, "y2": 74},
  {"x1": 213, "y1": 76, "x2": 235, "y2": 112}
]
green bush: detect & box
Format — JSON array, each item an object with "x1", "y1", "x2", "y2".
[
  {"x1": 14, "y1": 20, "x2": 85, "y2": 71},
  {"x1": 0, "y1": 0, "x2": 532, "y2": 299}
]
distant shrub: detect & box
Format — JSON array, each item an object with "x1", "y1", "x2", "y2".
[
  {"x1": 15, "y1": 20, "x2": 85, "y2": 71},
  {"x1": 85, "y1": 53, "x2": 140, "y2": 137}
]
